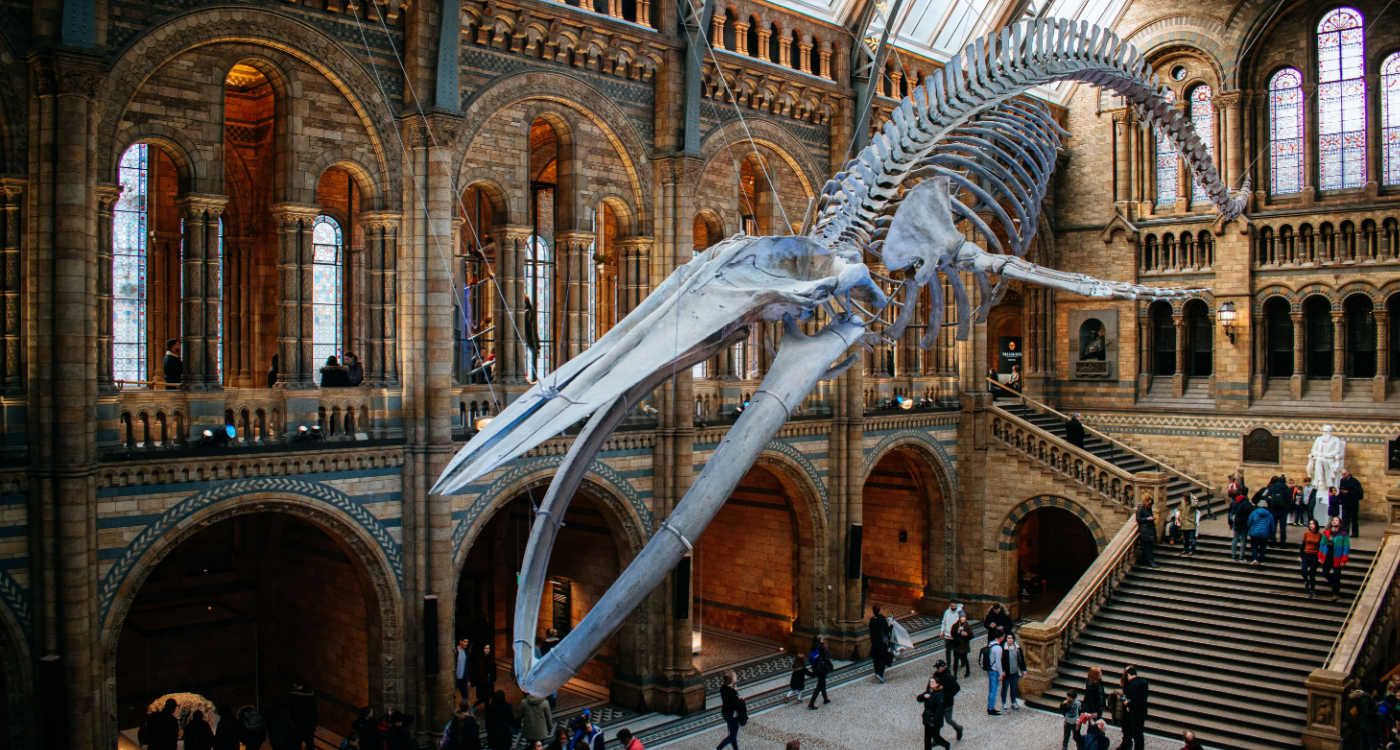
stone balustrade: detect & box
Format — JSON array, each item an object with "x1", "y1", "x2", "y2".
[{"x1": 989, "y1": 405, "x2": 1144, "y2": 509}]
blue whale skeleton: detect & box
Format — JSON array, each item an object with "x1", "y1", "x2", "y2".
[{"x1": 433, "y1": 17, "x2": 1248, "y2": 698}]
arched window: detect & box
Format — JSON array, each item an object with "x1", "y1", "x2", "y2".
[
  {"x1": 311, "y1": 215, "x2": 344, "y2": 367},
  {"x1": 1150, "y1": 301, "x2": 1176, "y2": 375},
  {"x1": 1155, "y1": 89, "x2": 1179, "y2": 207},
  {"x1": 1382, "y1": 53, "x2": 1400, "y2": 185},
  {"x1": 114, "y1": 143, "x2": 150, "y2": 383},
  {"x1": 524, "y1": 235, "x2": 553, "y2": 379},
  {"x1": 1344, "y1": 294, "x2": 1376, "y2": 377},
  {"x1": 1269, "y1": 68, "x2": 1305, "y2": 195},
  {"x1": 1317, "y1": 7, "x2": 1367, "y2": 190},
  {"x1": 1264, "y1": 297, "x2": 1293, "y2": 377},
  {"x1": 1183, "y1": 299, "x2": 1212, "y2": 376},
  {"x1": 1303, "y1": 295, "x2": 1334, "y2": 377},
  {"x1": 1189, "y1": 85, "x2": 1215, "y2": 204}
]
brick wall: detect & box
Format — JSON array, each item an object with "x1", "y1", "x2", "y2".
[{"x1": 861, "y1": 451, "x2": 929, "y2": 610}]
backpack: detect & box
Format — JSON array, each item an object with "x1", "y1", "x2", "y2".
[{"x1": 736, "y1": 698, "x2": 749, "y2": 726}]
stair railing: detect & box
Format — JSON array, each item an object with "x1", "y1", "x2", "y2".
[
  {"x1": 985, "y1": 378, "x2": 1213, "y2": 498},
  {"x1": 1301, "y1": 531, "x2": 1400, "y2": 749},
  {"x1": 1019, "y1": 518, "x2": 1139, "y2": 697},
  {"x1": 988, "y1": 402, "x2": 1144, "y2": 509}
]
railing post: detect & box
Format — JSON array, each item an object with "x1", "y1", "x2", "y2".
[
  {"x1": 1018, "y1": 621, "x2": 1059, "y2": 696},
  {"x1": 1388, "y1": 483, "x2": 1400, "y2": 528},
  {"x1": 1301, "y1": 669, "x2": 1348, "y2": 749}
]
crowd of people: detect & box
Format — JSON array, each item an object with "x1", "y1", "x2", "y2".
[{"x1": 1223, "y1": 469, "x2": 1356, "y2": 599}]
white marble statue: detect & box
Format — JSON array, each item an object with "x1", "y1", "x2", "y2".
[
  {"x1": 433, "y1": 17, "x2": 1249, "y2": 699},
  {"x1": 1307, "y1": 425, "x2": 1347, "y2": 490}
]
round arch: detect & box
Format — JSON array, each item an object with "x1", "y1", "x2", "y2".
[
  {"x1": 697, "y1": 117, "x2": 823, "y2": 202},
  {"x1": 859, "y1": 440, "x2": 956, "y2": 611},
  {"x1": 454, "y1": 71, "x2": 652, "y2": 231},
  {"x1": 98, "y1": 492, "x2": 407, "y2": 738},
  {"x1": 113, "y1": 133, "x2": 202, "y2": 195},
  {"x1": 1002, "y1": 499, "x2": 1104, "y2": 618},
  {"x1": 313, "y1": 158, "x2": 382, "y2": 207},
  {"x1": 997, "y1": 495, "x2": 1109, "y2": 552},
  {"x1": 96, "y1": 8, "x2": 401, "y2": 200}
]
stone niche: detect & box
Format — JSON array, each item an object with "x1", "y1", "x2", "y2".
[{"x1": 1069, "y1": 309, "x2": 1117, "y2": 380}]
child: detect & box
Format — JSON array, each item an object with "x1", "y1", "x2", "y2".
[
  {"x1": 1060, "y1": 688, "x2": 1083, "y2": 750},
  {"x1": 784, "y1": 654, "x2": 809, "y2": 702}
]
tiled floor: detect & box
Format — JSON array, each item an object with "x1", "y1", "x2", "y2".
[{"x1": 656, "y1": 646, "x2": 1182, "y2": 750}]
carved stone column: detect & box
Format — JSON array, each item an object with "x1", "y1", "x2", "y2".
[
  {"x1": 619, "y1": 237, "x2": 652, "y2": 316},
  {"x1": 1218, "y1": 91, "x2": 1243, "y2": 191},
  {"x1": 178, "y1": 194, "x2": 228, "y2": 390},
  {"x1": 1111, "y1": 109, "x2": 1132, "y2": 209},
  {"x1": 95, "y1": 182, "x2": 118, "y2": 393},
  {"x1": 271, "y1": 203, "x2": 320, "y2": 388},
  {"x1": 1292, "y1": 312, "x2": 1306, "y2": 399},
  {"x1": 1376, "y1": 309, "x2": 1390, "y2": 402},
  {"x1": 733, "y1": 20, "x2": 750, "y2": 55},
  {"x1": 1172, "y1": 312, "x2": 1186, "y2": 397},
  {"x1": 556, "y1": 230, "x2": 595, "y2": 363},
  {"x1": 1331, "y1": 311, "x2": 1345, "y2": 401},
  {"x1": 497, "y1": 225, "x2": 533, "y2": 383},
  {"x1": 361, "y1": 212, "x2": 401, "y2": 386}
]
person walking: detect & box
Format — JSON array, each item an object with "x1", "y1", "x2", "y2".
[
  {"x1": 985, "y1": 632, "x2": 1005, "y2": 715},
  {"x1": 443, "y1": 706, "x2": 481, "y2": 750},
  {"x1": 1119, "y1": 666, "x2": 1149, "y2": 750},
  {"x1": 983, "y1": 602, "x2": 1013, "y2": 640},
  {"x1": 869, "y1": 605, "x2": 892, "y2": 683},
  {"x1": 806, "y1": 637, "x2": 833, "y2": 709},
  {"x1": 1300, "y1": 519, "x2": 1323, "y2": 598},
  {"x1": 183, "y1": 710, "x2": 215, "y2": 750},
  {"x1": 1301, "y1": 476, "x2": 1322, "y2": 526},
  {"x1": 1136, "y1": 496, "x2": 1158, "y2": 568},
  {"x1": 717, "y1": 671, "x2": 744, "y2": 750},
  {"x1": 933, "y1": 660, "x2": 964, "y2": 742},
  {"x1": 1320, "y1": 516, "x2": 1352, "y2": 601},
  {"x1": 1065, "y1": 414, "x2": 1086, "y2": 448},
  {"x1": 141, "y1": 698, "x2": 180, "y2": 750},
  {"x1": 940, "y1": 601, "x2": 963, "y2": 666},
  {"x1": 483, "y1": 691, "x2": 514, "y2": 750},
  {"x1": 288, "y1": 682, "x2": 318, "y2": 750},
  {"x1": 1247, "y1": 499, "x2": 1275, "y2": 565},
  {"x1": 1228, "y1": 492, "x2": 1251, "y2": 561},
  {"x1": 454, "y1": 638, "x2": 472, "y2": 702},
  {"x1": 917, "y1": 677, "x2": 952, "y2": 750},
  {"x1": 1339, "y1": 469, "x2": 1363, "y2": 537},
  {"x1": 1000, "y1": 632, "x2": 1027, "y2": 711},
  {"x1": 475, "y1": 643, "x2": 498, "y2": 704},
  {"x1": 514, "y1": 692, "x2": 553, "y2": 748},
  {"x1": 1288, "y1": 477, "x2": 1305, "y2": 526},
  {"x1": 1177, "y1": 495, "x2": 1199, "y2": 556},
  {"x1": 1262, "y1": 475, "x2": 1291, "y2": 545},
  {"x1": 783, "y1": 654, "x2": 809, "y2": 703},
  {"x1": 1060, "y1": 689, "x2": 1083, "y2": 750},
  {"x1": 1082, "y1": 666, "x2": 1107, "y2": 720},
  {"x1": 950, "y1": 615, "x2": 973, "y2": 678}
]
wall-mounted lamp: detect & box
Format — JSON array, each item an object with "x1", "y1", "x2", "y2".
[{"x1": 1219, "y1": 301, "x2": 1238, "y2": 344}]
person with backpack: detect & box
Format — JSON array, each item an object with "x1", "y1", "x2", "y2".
[
  {"x1": 984, "y1": 631, "x2": 1005, "y2": 715},
  {"x1": 1248, "y1": 498, "x2": 1276, "y2": 565},
  {"x1": 932, "y1": 660, "x2": 964, "y2": 741},
  {"x1": 514, "y1": 693, "x2": 552, "y2": 749},
  {"x1": 441, "y1": 706, "x2": 481, "y2": 750},
  {"x1": 1059, "y1": 689, "x2": 1083, "y2": 750},
  {"x1": 717, "y1": 671, "x2": 745, "y2": 750},
  {"x1": 806, "y1": 637, "x2": 833, "y2": 709},
  {"x1": 1264, "y1": 475, "x2": 1292, "y2": 545},
  {"x1": 916, "y1": 676, "x2": 952, "y2": 750},
  {"x1": 1320, "y1": 516, "x2": 1351, "y2": 601},
  {"x1": 1228, "y1": 492, "x2": 1251, "y2": 561}
]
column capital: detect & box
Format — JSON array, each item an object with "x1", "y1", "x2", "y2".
[
  {"x1": 618, "y1": 236, "x2": 654, "y2": 251},
  {"x1": 0, "y1": 177, "x2": 26, "y2": 201},
  {"x1": 177, "y1": 193, "x2": 229, "y2": 218},
  {"x1": 499, "y1": 224, "x2": 536, "y2": 242},
  {"x1": 1215, "y1": 90, "x2": 1243, "y2": 108},
  {"x1": 360, "y1": 210, "x2": 402, "y2": 231},
  {"x1": 270, "y1": 202, "x2": 322, "y2": 226},
  {"x1": 555, "y1": 230, "x2": 596, "y2": 246},
  {"x1": 95, "y1": 182, "x2": 122, "y2": 209}
]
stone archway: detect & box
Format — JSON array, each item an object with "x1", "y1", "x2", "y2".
[
  {"x1": 998, "y1": 496, "x2": 1106, "y2": 619},
  {"x1": 99, "y1": 492, "x2": 405, "y2": 746},
  {"x1": 859, "y1": 444, "x2": 951, "y2": 614}
]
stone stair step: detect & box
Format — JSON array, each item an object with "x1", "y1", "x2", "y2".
[{"x1": 1094, "y1": 601, "x2": 1343, "y2": 641}]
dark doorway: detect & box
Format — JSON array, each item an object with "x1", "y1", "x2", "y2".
[{"x1": 1016, "y1": 507, "x2": 1098, "y2": 619}]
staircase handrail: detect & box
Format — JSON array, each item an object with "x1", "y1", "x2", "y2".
[
  {"x1": 988, "y1": 401, "x2": 1141, "y2": 509},
  {"x1": 1324, "y1": 532, "x2": 1400, "y2": 671},
  {"x1": 1301, "y1": 532, "x2": 1400, "y2": 748},
  {"x1": 1019, "y1": 518, "x2": 1140, "y2": 696},
  {"x1": 985, "y1": 377, "x2": 1213, "y2": 498}
]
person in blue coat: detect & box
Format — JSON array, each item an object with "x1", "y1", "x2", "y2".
[{"x1": 1247, "y1": 500, "x2": 1276, "y2": 565}]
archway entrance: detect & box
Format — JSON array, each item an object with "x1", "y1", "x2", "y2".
[
  {"x1": 692, "y1": 464, "x2": 804, "y2": 671},
  {"x1": 861, "y1": 448, "x2": 944, "y2": 614},
  {"x1": 1015, "y1": 507, "x2": 1097, "y2": 619},
  {"x1": 454, "y1": 487, "x2": 631, "y2": 708},
  {"x1": 115, "y1": 513, "x2": 380, "y2": 742}
]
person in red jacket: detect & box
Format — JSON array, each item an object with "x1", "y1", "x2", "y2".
[{"x1": 617, "y1": 728, "x2": 644, "y2": 750}]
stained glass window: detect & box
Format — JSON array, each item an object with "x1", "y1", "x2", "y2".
[
  {"x1": 1383, "y1": 53, "x2": 1400, "y2": 185},
  {"x1": 1189, "y1": 84, "x2": 1215, "y2": 204},
  {"x1": 114, "y1": 143, "x2": 149, "y2": 383},
  {"x1": 1155, "y1": 89, "x2": 1178, "y2": 207},
  {"x1": 1318, "y1": 7, "x2": 1367, "y2": 190},
  {"x1": 1270, "y1": 67, "x2": 1305, "y2": 194},
  {"x1": 311, "y1": 215, "x2": 343, "y2": 367}
]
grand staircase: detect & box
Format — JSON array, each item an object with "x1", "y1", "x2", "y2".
[
  {"x1": 1027, "y1": 534, "x2": 1372, "y2": 749},
  {"x1": 992, "y1": 389, "x2": 1384, "y2": 748},
  {"x1": 996, "y1": 400, "x2": 1219, "y2": 515}
]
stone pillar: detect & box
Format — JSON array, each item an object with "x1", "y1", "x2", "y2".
[
  {"x1": 361, "y1": 212, "x2": 402, "y2": 386},
  {"x1": 798, "y1": 41, "x2": 813, "y2": 74},
  {"x1": 1291, "y1": 312, "x2": 1305, "y2": 399},
  {"x1": 1303, "y1": 82, "x2": 1319, "y2": 202},
  {"x1": 95, "y1": 182, "x2": 117, "y2": 393},
  {"x1": 1331, "y1": 311, "x2": 1345, "y2": 401},
  {"x1": 733, "y1": 20, "x2": 749, "y2": 55},
  {"x1": 1112, "y1": 110, "x2": 1131, "y2": 209},
  {"x1": 497, "y1": 225, "x2": 533, "y2": 383},
  {"x1": 178, "y1": 195, "x2": 228, "y2": 390},
  {"x1": 1218, "y1": 91, "x2": 1243, "y2": 191},
  {"x1": 779, "y1": 35, "x2": 792, "y2": 67},
  {"x1": 756, "y1": 25, "x2": 771, "y2": 61},
  {"x1": 1252, "y1": 314, "x2": 1266, "y2": 400},
  {"x1": 620, "y1": 237, "x2": 652, "y2": 315},
  {"x1": 1375, "y1": 310, "x2": 1390, "y2": 402},
  {"x1": 1137, "y1": 317, "x2": 1151, "y2": 394},
  {"x1": 1172, "y1": 313, "x2": 1186, "y2": 397},
  {"x1": 556, "y1": 230, "x2": 595, "y2": 363},
  {"x1": 272, "y1": 204, "x2": 320, "y2": 387},
  {"x1": 710, "y1": 15, "x2": 726, "y2": 50}
]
